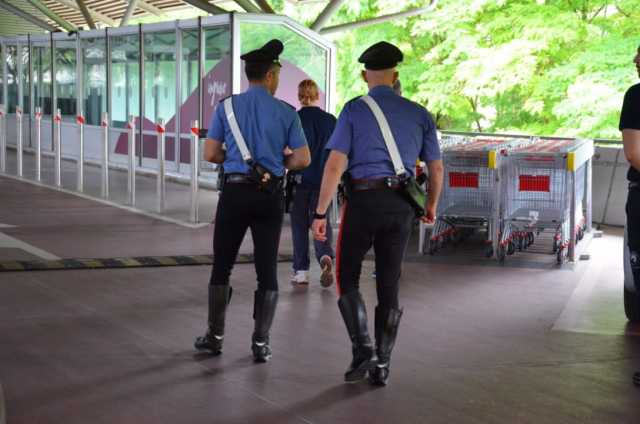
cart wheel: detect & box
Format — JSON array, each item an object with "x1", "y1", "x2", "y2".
[
  {"x1": 556, "y1": 248, "x2": 564, "y2": 265},
  {"x1": 517, "y1": 236, "x2": 524, "y2": 251},
  {"x1": 485, "y1": 246, "x2": 494, "y2": 258},
  {"x1": 527, "y1": 232, "x2": 535, "y2": 246},
  {"x1": 507, "y1": 241, "x2": 516, "y2": 256},
  {"x1": 497, "y1": 245, "x2": 506, "y2": 263}
]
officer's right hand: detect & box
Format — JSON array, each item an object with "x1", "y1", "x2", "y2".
[
  {"x1": 421, "y1": 206, "x2": 436, "y2": 224},
  {"x1": 312, "y1": 219, "x2": 327, "y2": 242}
]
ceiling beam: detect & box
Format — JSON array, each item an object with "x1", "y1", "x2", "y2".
[
  {"x1": 0, "y1": 1, "x2": 59, "y2": 32},
  {"x1": 311, "y1": 0, "x2": 345, "y2": 32},
  {"x1": 181, "y1": 0, "x2": 227, "y2": 14},
  {"x1": 54, "y1": 0, "x2": 117, "y2": 26},
  {"x1": 120, "y1": 0, "x2": 139, "y2": 26},
  {"x1": 137, "y1": 0, "x2": 165, "y2": 17},
  {"x1": 254, "y1": 0, "x2": 274, "y2": 13},
  {"x1": 232, "y1": 0, "x2": 261, "y2": 13},
  {"x1": 75, "y1": 0, "x2": 96, "y2": 29},
  {"x1": 26, "y1": 0, "x2": 77, "y2": 32},
  {"x1": 319, "y1": 1, "x2": 438, "y2": 35}
]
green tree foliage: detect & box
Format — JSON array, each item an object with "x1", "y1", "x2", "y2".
[{"x1": 274, "y1": 0, "x2": 639, "y2": 139}]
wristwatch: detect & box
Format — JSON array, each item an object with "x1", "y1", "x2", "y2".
[{"x1": 313, "y1": 212, "x2": 327, "y2": 220}]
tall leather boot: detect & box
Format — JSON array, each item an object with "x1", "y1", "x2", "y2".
[
  {"x1": 338, "y1": 291, "x2": 374, "y2": 382},
  {"x1": 369, "y1": 306, "x2": 403, "y2": 386},
  {"x1": 194, "y1": 285, "x2": 232, "y2": 355},
  {"x1": 252, "y1": 289, "x2": 278, "y2": 363}
]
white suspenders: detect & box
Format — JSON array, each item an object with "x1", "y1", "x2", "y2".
[
  {"x1": 360, "y1": 95, "x2": 406, "y2": 176},
  {"x1": 223, "y1": 97, "x2": 253, "y2": 163}
]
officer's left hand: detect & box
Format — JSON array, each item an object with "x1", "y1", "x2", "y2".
[
  {"x1": 421, "y1": 206, "x2": 436, "y2": 224},
  {"x1": 312, "y1": 218, "x2": 327, "y2": 242},
  {"x1": 283, "y1": 147, "x2": 293, "y2": 156}
]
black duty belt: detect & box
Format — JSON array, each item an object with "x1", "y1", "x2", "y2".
[
  {"x1": 352, "y1": 177, "x2": 401, "y2": 191},
  {"x1": 630, "y1": 181, "x2": 640, "y2": 191},
  {"x1": 225, "y1": 174, "x2": 254, "y2": 184}
]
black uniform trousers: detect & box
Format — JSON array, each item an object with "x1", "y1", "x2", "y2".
[
  {"x1": 336, "y1": 188, "x2": 414, "y2": 310},
  {"x1": 628, "y1": 184, "x2": 640, "y2": 286},
  {"x1": 210, "y1": 182, "x2": 284, "y2": 292}
]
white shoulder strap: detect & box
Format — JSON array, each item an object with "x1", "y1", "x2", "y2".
[
  {"x1": 223, "y1": 97, "x2": 252, "y2": 162},
  {"x1": 361, "y1": 95, "x2": 406, "y2": 176}
]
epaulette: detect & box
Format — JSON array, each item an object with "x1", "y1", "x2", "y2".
[{"x1": 279, "y1": 100, "x2": 296, "y2": 110}]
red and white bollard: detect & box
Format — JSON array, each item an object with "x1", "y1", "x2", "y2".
[
  {"x1": 101, "y1": 112, "x2": 109, "y2": 199},
  {"x1": 35, "y1": 107, "x2": 42, "y2": 182},
  {"x1": 156, "y1": 119, "x2": 166, "y2": 213},
  {"x1": 16, "y1": 106, "x2": 23, "y2": 177},
  {"x1": 54, "y1": 109, "x2": 62, "y2": 188},
  {"x1": 127, "y1": 116, "x2": 136, "y2": 205},
  {"x1": 190, "y1": 121, "x2": 199, "y2": 223},
  {"x1": 76, "y1": 114, "x2": 85, "y2": 192}
]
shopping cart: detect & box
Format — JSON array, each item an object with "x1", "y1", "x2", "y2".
[
  {"x1": 428, "y1": 137, "x2": 526, "y2": 257},
  {"x1": 499, "y1": 138, "x2": 594, "y2": 264}
]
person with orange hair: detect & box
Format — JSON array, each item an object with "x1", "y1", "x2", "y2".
[{"x1": 289, "y1": 79, "x2": 337, "y2": 287}]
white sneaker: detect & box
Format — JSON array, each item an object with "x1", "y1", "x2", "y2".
[{"x1": 291, "y1": 270, "x2": 309, "y2": 285}]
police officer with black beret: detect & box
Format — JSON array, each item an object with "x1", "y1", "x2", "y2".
[
  {"x1": 312, "y1": 41, "x2": 444, "y2": 386},
  {"x1": 195, "y1": 39, "x2": 310, "y2": 362}
]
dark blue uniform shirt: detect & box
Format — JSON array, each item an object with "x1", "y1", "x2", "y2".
[
  {"x1": 207, "y1": 86, "x2": 308, "y2": 177},
  {"x1": 326, "y1": 85, "x2": 440, "y2": 179},
  {"x1": 297, "y1": 106, "x2": 337, "y2": 189}
]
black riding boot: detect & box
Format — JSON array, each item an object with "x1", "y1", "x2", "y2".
[
  {"x1": 369, "y1": 306, "x2": 403, "y2": 386},
  {"x1": 252, "y1": 289, "x2": 278, "y2": 363},
  {"x1": 194, "y1": 285, "x2": 232, "y2": 354},
  {"x1": 338, "y1": 291, "x2": 374, "y2": 382},
  {"x1": 634, "y1": 371, "x2": 640, "y2": 387}
]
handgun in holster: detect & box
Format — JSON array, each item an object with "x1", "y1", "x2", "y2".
[
  {"x1": 339, "y1": 172, "x2": 353, "y2": 203},
  {"x1": 217, "y1": 165, "x2": 225, "y2": 192},
  {"x1": 246, "y1": 160, "x2": 282, "y2": 194},
  {"x1": 284, "y1": 172, "x2": 302, "y2": 213}
]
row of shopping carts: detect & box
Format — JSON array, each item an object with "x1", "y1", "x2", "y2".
[{"x1": 427, "y1": 136, "x2": 594, "y2": 264}]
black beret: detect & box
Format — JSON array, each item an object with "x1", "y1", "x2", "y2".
[
  {"x1": 358, "y1": 41, "x2": 403, "y2": 70},
  {"x1": 241, "y1": 39, "x2": 284, "y2": 64}
]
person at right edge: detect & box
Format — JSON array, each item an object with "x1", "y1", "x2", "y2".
[
  {"x1": 621, "y1": 44, "x2": 640, "y2": 387},
  {"x1": 312, "y1": 41, "x2": 444, "y2": 386}
]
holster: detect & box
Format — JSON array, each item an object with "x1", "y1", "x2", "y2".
[
  {"x1": 284, "y1": 172, "x2": 301, "y2": 213},
  {"x1": 247, "y1": 161, "x2": 282, "y2": 194},
  {"x1": 339, "y1": 172, "x2": 353, "y2": 202},
  {"x1": 399, "y1": 174, "x2": 427, "y2": 218},
  {"x1": 217, "y1": 165, "x2": 225, "y2": 192}
]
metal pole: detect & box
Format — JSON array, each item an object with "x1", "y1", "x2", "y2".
[
  {"x1": 127, "y1": 115, "x2": 136, "y2": 205},
  {"x1": 54, "y1": 108, "x2": 61, "y2": 187},
  {"x1": 0, "y1": 106, "x2": 5, "y2": 173},
  {"x1": 76, "y1": 114, "x2": 84, "y2": 192},
  {"x1": 156, "y1": 119, "x2": 166, "y2": 213},
  {"x1": 35, "y1": 107, "x2": 41, "y2": 181},
  {"x1": 568, "y1": 170, "x2": 577, "y2": 262},
  {"x1": 28, "y1": 35, "x2": 34, "y2": 148},
  {"x1": 175, "y1": 22, "x2": 182, "y2": 173},
  {"x1": 190, "y1": 120, "x2": 199, "y2": 223},
  {"x1": 586, "y1": 158, "x2": 593, "y2": 232},
  {"x1": 16, "y1": 106, "x2": 23, "y2": 177},
  {"x1": 101, "y1": 112, "x2": 109, "y2": 198}
]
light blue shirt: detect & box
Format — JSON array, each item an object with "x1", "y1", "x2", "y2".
[
  {"x1": 208, "y1": 85, "x2": 308, "y2": 177},
  {"x1": 326, "y1": 85, "x2": 440, "y2": 179}
]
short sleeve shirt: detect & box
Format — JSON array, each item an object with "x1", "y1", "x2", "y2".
[
  {"x1": 297, "y1": 106, "x2": 337, "y2": 188},
  {"x1": 207, "y1": 86, "x2": 308, "y2": 177},
  {"x1": 326, "y1": 85, "x2": 440, "y2": 179},
  {"x1": 620, "y1": 83, "x2": 640, "y2": 182}
]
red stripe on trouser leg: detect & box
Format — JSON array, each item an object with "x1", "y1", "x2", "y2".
[{"x1": 335, "y1": 202, "x2": 347, "y2": 297}]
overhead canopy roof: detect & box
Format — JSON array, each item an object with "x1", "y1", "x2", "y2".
[{"x1": 0, "y1": 0, "x2": 437, "y2": 37}]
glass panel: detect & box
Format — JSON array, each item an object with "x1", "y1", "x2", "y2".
[
  {"x1": 0, "y1": 47, "x2": 3, "y2": 106},
  {"x1": 110, "y1": 34, "x2": 140, "y2": 129},
  {"x1": 144, "y1": 31, "x2": 176, "y2": 129},
  {"x1": 6, "y1": 45, "x2": 18, "y2": 113},
  {"x1": 54, "y1": 39, "x2": 77, "y2": 119},
  {"x1": 32, "y1": 44, "x2": 52, "y2": 115},
  {"x1": 239, "y1": 22, "x2": 327, "y2": 108},
  {"x1": 20, "y1": 45, "x2": 29, "y2": 114},
  {"x1": 82, "y1": 37, "x2": 106, "y2": 126}
]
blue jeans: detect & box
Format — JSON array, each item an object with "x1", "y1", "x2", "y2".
[{"x1": 290, "y1": 187, "x2": 334, "y2": 271}]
